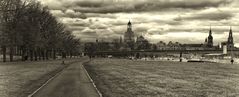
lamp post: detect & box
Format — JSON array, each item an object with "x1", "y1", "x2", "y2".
[
  {"x1": 230, "y1": 45, "x2": 234, "y2": 64},
  {"x1": 180, "y1": 51, "x2": 182, "y2": 62}
]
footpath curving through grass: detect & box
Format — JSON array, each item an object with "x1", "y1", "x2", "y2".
[
  {"x1": 0, "y1": 58, "x2": 85, "y2": 97},
  {"x1": 85, "y1": 58, "x2": 239, "y2": 97}
]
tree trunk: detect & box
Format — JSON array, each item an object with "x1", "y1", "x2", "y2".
[
  {"x1": 62, "y1": 52, "x2": 64, "y2": 59},
  {"x1": 38, "y1": 48, "x2": 41, "y2": 60},
  {"x1": 70, "y1": 52, "x2": 72, "y2": 58},
  {"x1": 34, "y1": 49, "x2": 38, "y2": 61},
  {"x1": 53, "y1": 49, "x2": 56, "y2": 60},
  {"x1": 50, "y1": 49, "x2": 53, "y2": 59},
  {"x1": 2, "y1": 46, "x2": 7, "y2": 62},
  {"x1": 17, "y1": 46, "x2": 21, "y2": 56},
  {"x1": 42, "y1": 50, "x2": 45, "y2": 60},
  {"x1": 62, "y1": 51, "x2": 66, "y2": 59},
  {"x1": 30, "y1": 49, "x2": 33, "y2": 61},
  {"x1": 46, "y1": 50, "x2": 49, "y2": 60},
  {"x1": 9, "y1": 46, "x2": 14, "y2": 62},
  {"x1": 21, "y1": 47, "x2": 26, "y2": 61},
  {"x1": 21, "y1": 48, "x2": 24, "y2": 61}
]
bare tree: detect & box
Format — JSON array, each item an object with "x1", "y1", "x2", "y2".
[{"x1": 0, "y1": 0, "x2": 81, "y2": 62}]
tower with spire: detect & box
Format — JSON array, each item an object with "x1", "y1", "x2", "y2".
[
  {"x1": 207, "y1": 26, "x2": 213, "y2": 48},
  {"x1": 227, "y1": 27, "x2": 234, "y2": 48},
  {"x1": 124, "y1": 20, "x2": 135, "y2": 42},
  {"x1": 124, "y1": 20, "x2": 135, "y2": 49}
]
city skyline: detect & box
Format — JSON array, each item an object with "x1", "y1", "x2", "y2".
[{"x1": 38, "y1": 0, "x2": 239, "y2": 47}]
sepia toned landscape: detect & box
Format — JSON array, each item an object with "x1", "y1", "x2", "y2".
[{"x1": 1, "y1": 0, "x2": 239, "y2": 97}]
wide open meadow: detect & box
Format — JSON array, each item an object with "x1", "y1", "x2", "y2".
[{"x1": 85, "y1": 58, "x2": 239, "y2": 97}]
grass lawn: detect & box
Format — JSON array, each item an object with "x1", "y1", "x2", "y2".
[
  {"x1": 85, "y1": 58, "x2": 239, "y2": 97},
  {"x1": 0, "y1": 58, "x2": 83, "y2": 97}
]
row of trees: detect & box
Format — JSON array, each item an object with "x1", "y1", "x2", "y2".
[{"x1": 0, "y1": 0, "x2": 81, "y2": 62}]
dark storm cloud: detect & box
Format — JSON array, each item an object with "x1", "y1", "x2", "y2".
[
  {"x1": 41, "y1": 0, "x2": 230, "y2": 13},
  {"x1": 71, "y1": 0, "x2": 230, "y2": 13},
  {"x1": 74, "y1": 1, "x2": 104, "y2": 8},
  {"x1": 133, "y1": 0, "x2": 229, "y2": 11},
  {"x1": 176, "y1": 11, "x2": 234, "y2": 21}
]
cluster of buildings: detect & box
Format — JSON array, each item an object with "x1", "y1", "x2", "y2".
[
  {"x1": 86, "y1": 21, "x2": 235, "y2": 52},
  {"x1": 91, "y1": 21, "x2": 151, "y2": 51}
]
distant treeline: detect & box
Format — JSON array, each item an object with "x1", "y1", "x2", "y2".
[{"x1": 0, "y1": 0, "x2": 81, "y2": 62}]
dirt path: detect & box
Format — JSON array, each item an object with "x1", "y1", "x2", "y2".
[{"x1": 31, "y1": 60, "x2": 100, "y2": 97}]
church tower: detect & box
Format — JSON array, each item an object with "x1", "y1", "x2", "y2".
[
  {"x1": 227, "y1": 27, "x2": 234, "y2": 48},
  {"x1": 207, "y1": 26, "x2": 213, "y2": 47},
  {"x1": 124, "y1": 20, "x2": 135, "y2": 49},
  {"x1": 124, "y1": 20, "x2": 135, "y2": 43}
]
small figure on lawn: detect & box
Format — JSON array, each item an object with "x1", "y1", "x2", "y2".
[
  {"x1": 62, "y1": 60, "x2": 65, "y2": 65},
  {"x1": 231, "y1": 59, "x2": 234, "y2": 64}
]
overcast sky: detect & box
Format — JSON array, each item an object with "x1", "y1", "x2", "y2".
[{"x1": 38, "y1": 0, "x2": 239, "y2": 46}]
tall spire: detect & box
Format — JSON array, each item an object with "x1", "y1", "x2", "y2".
[
  {"x1": 207, "y1": 26, "x2": 213, "y2": 47},
  {"x1": 229, "y1": 26, "x2": 233, "y2": 39},
  {"x1": 128, "y1": 20, "x2": 131, "y2": 25},
  {"x1": 229, "y1": 26, "x2": 232, "y2": 36},
  {"x1": 228, "y1": 26, "x2": 233, "y2": 48},
  {"x1": 124, "y1": 20, "x2": 135, "y2": 50},
  {"x1": 209, "y1": 25, "x2": 212, "y2": 35},
  {"x1": 124, "y1": 20, "x2": 135, "y2": 43},
  {"x1": 127, "y1": 20, "x2": 132, "y2": 29}
]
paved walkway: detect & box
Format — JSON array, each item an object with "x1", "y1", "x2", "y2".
[{"x1": 32, "y1": 61, "x2": 100, "y2": 97}]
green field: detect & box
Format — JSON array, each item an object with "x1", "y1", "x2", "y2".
[
  {"x1": 0, "y1": 59, "x2": 82, "y2": 97},
  {"x1": 85, "y1": 58, "x2": 239, "y2": 97}
]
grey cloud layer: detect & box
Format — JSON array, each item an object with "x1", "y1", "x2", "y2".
[
  {"x1": 39, "y1": 0, "x2": 239, "y2": 45},
  {"x1": 42, "y1": 0, "x2": 230, "y2": 13},
  {"x1": 175, "y1": 9, "x2": 234, "y2": 21}
]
